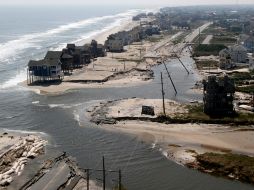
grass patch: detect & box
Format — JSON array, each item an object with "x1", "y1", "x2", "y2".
[
  {"x1": 172, "y1": 32, "x2": 189, "y2": 45},
  {"x1": 146, "y1": 35, "x2": 163, "y2": 43},
  {"x1": 210, "y1": 36, "x2": 237, "y2": 45},
  {"x1": 230, "y1": 71, "x2": 254, "y2": 85},
  {"x1": 193, "y1": 44, "x2": 227, "y2": 56},
  {"x1": 195, "y1": 60, "x2": 219, "y2": 70},
  {"x1": 196, "y1": 152, "x2": 254, "y2": 184},
  {"x1": 182, "y1": 103, "x2": 254, "y2": 123},
  {"x1": 236, "y1": 85, "x2": 254, "y2": 93}
]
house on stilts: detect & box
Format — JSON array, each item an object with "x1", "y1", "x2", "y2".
[{"x1": 27, "y1": 51, "x2": 64, "y2": 84}]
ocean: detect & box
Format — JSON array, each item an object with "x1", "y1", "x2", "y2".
[{"x1": 0, "y1": 5, "x2": 253, "y2": 190}]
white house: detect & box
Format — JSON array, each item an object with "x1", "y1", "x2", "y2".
[
  {"x1": 228, "y1": 45, "x2": 248, "y2": 63},
  {"x1": 219, "y1": 49, "x2": 234, "y2": 69}
]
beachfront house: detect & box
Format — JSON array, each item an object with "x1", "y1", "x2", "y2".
[
  {"x1": 66, "y1": 44, "x2": 90, "y2": 68},
  {"x1": 219, "y1": 49, "x2": 234, "y2": 69},
  {"x1": 105, "y1": 35, "x2": 124, "y2": 52},
  {"x1": 27, "y1": 51, "x2": 64, "y2": 84},
  {"x1": 61, "y1": 49, "x2": 74, "y2": 74},
  {"x1": 219, "y1": 45, "x2": 248, "y2": 65},
  {"x1": 244, "y1": 35, "x2": 254, "y2": 53},
  {"x1": 203, "y1": 75, "x2": 235, "y2": 116},
  {"x1": 143, "y1": 25, "x2": 160, "y2": 36},
  {"x1": 89, "y1": 40, "x2": 106, "y2": 58},
  {"x1": 228, "y1": 45, "x2": 248, "y2": 63}
]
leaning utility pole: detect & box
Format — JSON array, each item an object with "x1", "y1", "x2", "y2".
[
  {"x1": 160, "y1": 72, "x2": 166, "y2": 116},
  {"x1": 86, "y1": 169, "x2": 90, "y2": 190},
  {"x1": 198, "y1": 28, "x2": 201, "y2": 45},
  {"x1": 103, "y1": 156, "x2": 106, "y2": 190},
  {"x1": 118, "y1": 170, "x2": 122, "y2": 190},
  {"x1": 172, "y1": 48, "x2": 190, "y2": 75},
  {"x1": 177, "y1": 56, "x2": 190, "y2": 75},
  {"x1": 163, "y1": 62, "x2": 177, "y2": 95}
]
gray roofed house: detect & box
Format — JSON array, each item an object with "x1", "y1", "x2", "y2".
[
  {"x1": 244, "y1": 35, "x2": 254, "y2": 53},
  {"x1": 27, "y1": 51, "x2": 64, "y2": 84}
]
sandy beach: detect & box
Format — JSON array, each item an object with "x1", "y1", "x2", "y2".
[
  {"x1": 20, "y1": 19, "x2": 212, "y2": 95},
  {"x1": 87, "y1": 98, "x2": 254, "y2": 167}
]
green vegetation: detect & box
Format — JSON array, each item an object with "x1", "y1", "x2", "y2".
[
  {"x1": 183, "y1": 104, "x2": 254, "y2": 123},
  {"x1": 195, "y1": 60, "x2": 219, "y2": 70},
  {"x1": 146, "y1": 35, "x2": 163, "y2": 43},
  {"x1": 172, "y1": 32, "x2": 189, "y2": 45},
  {"x1": 230, "y1": 70, "x2": 254, "y2": 85},
  {"x1": 193, "y1": 44, "x2": 227, "y2": 56},
  {"x1": 228, "y1": 70, "x2": 254, "y2": 93},
  {"x1": 192, "y1": 34, "x2": 206, "y2": 44},
  {"x1": 157, "y1": 103, "x2": 254, "y2": 124},
  {"x1": 196, "y1": 153, "x2": 254, "y2": 184},
  {"x1": 210, "y1": 36, "x2": 237, "y2": 45},
  {"x1": 236, "y1": 85, "x2": 254, "y2": 93}
]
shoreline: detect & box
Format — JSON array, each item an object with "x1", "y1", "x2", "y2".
[
  {"x1": 86, "y1": 97, "x2": 254, "y2": 184},
  {"x1": 19, "y1": 18, "x2": 156, "y2": 95},
  {"x1": 20, "y1": 19, "x2": 212, "y2": 95}
]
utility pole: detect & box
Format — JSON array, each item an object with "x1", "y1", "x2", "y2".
[
  {"x1": 160, "y1": 72, "x2": 166, "y2": 116},
  {"x1": 163, "y1": 62, "x2": 177, "y2": 95},
  {"x1": 118, "y1": 170, "x2": 122, "y2": 190},
  {"x1": 103, "y1": 156, "x2": 106, "y2": 190},
  {"x1": 177, "y1": 57, "x2": 190, "y2": 75},
  {"x1": 198, "y1": 28, "x2": 201, "y2": 45},
  {"x1": 86, "y1": 169, "x2": 90, "y2": 190}
]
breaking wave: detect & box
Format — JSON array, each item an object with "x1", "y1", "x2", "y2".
[{"x1": 0, "y1": 8, "x2": 154, "y2": 89}]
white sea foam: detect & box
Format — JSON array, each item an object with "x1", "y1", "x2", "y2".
[
  {"x1": 0, "y1": 68, "x2": 27, "y2": 89},
  {"x1": 0, "y1": 9, "x2": 150, "y2": 89},
  {"x1": 0, "y1": 9, "x2": 140, "y2": 63}
]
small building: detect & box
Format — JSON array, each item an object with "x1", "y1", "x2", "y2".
[
  {"x1": 203, "y1": 75, "x2": 235, "y2": 116},
  {"x1": 244, "y1": 35, "x2": 254, "y2": 53},
  {"x1": 61, "y1": 49, "x2": 73, "y2": 74},
  {"x1": 219, "y1": 49, "x2": 234, "y2": 69},
  {"x1": 105, "y1": 35, "x2": 124, "y2": 52},
  {"x1": 66, "y1": 44, "x2": 90, "y2": 68},
  {"x1": 89, "y1": 40, "x2": 106, "y2": 58},
  {"x1": 141, "y1": 106, "x2": 155, "y2": 116},
  {"x1": 228, "y1": 45, "x2": 248, "y2": 63},
  {"x1": 27, "y1": 51, "x2": 64, "y2": 84}
]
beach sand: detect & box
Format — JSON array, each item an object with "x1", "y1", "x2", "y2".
[{"x1": 88, "y1": 98, "x2": 254, "y2": 165}]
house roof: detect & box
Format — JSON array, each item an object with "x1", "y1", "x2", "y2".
[
  {"x1": 97, "y1": 44, "x2": 104, "y2": 49},
  {"x1": 229, "y1": 45, "x2": 247, "y2": 52},
  {"x1": 67, "y1": 44, "x2": 75, "y2": 49},
  {"x1": 28, "y1": 60, "x2": 44, "y2": 67},
  {"x1": 219, "y1": 48, "x2": 230, "y2": 55},
  {"x1": 61, "y1": 53, "x2": 73, "y2": 59},
  {"x1": 45, "y1": 51, "x2": 63, "y2": 60}
]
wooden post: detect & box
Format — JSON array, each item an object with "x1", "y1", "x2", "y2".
[
  {"x1": 163, "y1": 62, "x2": 177, "y2": 95},
  {"x1": 199, "y1": 28, "x2": 201, "y2": 45},
  {"x1": 87, "y1": 169, "x2": 90, "y2": 190},
  {"x1": 119, "y1": 170, "x2": 122, "y2": 190},
  {"x1": 103, "y1": 156, "x2": 106, "y2": 190},
  {"x1": 177, "y1": 57, "x2": 190, "y2": 75},
  {"x1": 160, "y1": 72, "x2": 166, "y2": 116}
]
